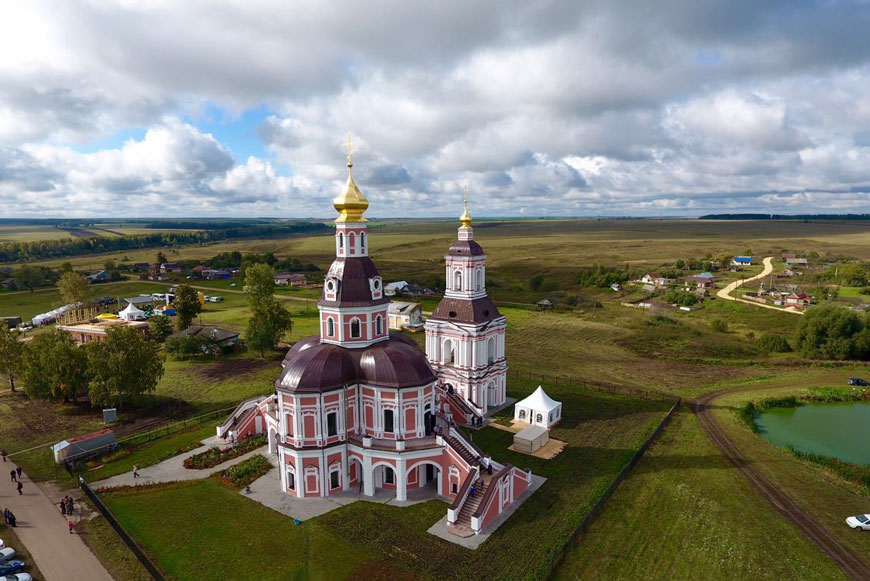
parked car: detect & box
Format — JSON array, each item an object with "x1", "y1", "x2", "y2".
[
  {"x1": 848, "y1": 378, "x2": 869, "y2": 386},
  {"x1": 0, "y1": 561, "x2": 26, "y2": 576},
  {"x1": 846, "y1": 514, "x2": 870, "y2": 530},
  {"x1": 1, "y1": 572, "x2": 33, "y2": 581},
  {"x1": 208, "y1": 296, "x2": 224, "y2": 303},
  {"x1": 0, "y1": 548, "x2": 14, "y2": 563}
]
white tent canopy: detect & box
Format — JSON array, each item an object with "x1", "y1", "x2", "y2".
[
  {"x1": 513, "y1": 386, "x2": 562, "y2": 428},
  {"x1": 119, "y1": 301, "x2": 147, "y2": 321}
]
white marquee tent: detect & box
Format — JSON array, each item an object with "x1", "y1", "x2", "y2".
[
  {"x1": 119, "y1": 302, "x2": 147, "y2": 321},
  {"x1": 513, "y1": 386, "x2": 562, "y2": 428}
]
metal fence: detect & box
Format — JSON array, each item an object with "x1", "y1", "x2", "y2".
[
  {"x1": 533, "y1": 397, "x2": 682, "y2": 579},
  {"x1": 79, "y1": 476, "x2": 165, "y2": 581}
]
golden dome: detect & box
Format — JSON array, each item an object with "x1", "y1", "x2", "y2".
[
  {"x1": 459, "y1": 189, "x2": 472, "y2": 228},
  {"x1": 333, "y1": 133, "x2": 368, "y2": 223}
]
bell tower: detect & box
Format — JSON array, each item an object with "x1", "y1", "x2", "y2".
[{"x1": 425, "y1": 192, "x2": 508, "y2": 416}]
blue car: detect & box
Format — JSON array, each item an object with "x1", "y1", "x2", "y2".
[{"x1": 0, "y1": 560, "x2": 24, "y2": 575}]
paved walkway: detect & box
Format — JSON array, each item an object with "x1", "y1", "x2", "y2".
[
  {"x1": 0, "y1": 461, "x2": 113, "y2": 581},
  {"x1": 93, "y1": 436, "x2": 266, "y2": 490},
  {"x1": 716, "y1": 256, "x2": 804, "y2": 315}
]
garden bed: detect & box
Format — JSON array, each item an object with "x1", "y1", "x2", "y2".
[
  {"x1": 183, "y1": 435, "x2": 266, "y2": 469},
  {"x1": 214, "y1": 454, "x2": 272, "y2": 489}
]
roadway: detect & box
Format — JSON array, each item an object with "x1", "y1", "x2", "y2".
[{"x1": 716, "y1": 256, "x2": 804, "y2": 315}]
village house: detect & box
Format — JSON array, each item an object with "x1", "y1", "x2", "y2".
[
  {"x1": 87, "y1": 270, "x2": 112, "y2": 283},
  {"x1": 58, "y1": 319, "x2": 151, "y2": 345},
  {"x1": 610, "y1": 283, "x2": 623, "y2": 292},
  {"x1": 640, "y1": 273, "x2": 671, "y2": 287},
  {"x1": 785, "y1": 257, "x2": 808, "y2": 268},
  {"x1": 785, "y1": 292, "x2": 810, "y2": 309},
  {"x1": 131, "y1": 262, "x2": 151, "y2": 272},
  {"x1": 384, "y1": 280, "x2": 408, "y2": 296},
  {"x1": 0, "y1": 278, "x2": 17, "y2": 290},
  {"x1": 781, "y1": 253, "x2": 796, "y2": 260},
  {"x1": 274, "y1": 272, "x2": 307, "y2": 286},
  {"x1": 168, "y1": 325, "x2": 240, "y2": 349},
  {"x1": 684, "y1": 272, "x2": 717, "y2": 289},
  {"x1": 388, "y1": 301, "x2": 424, "y2": 331},
  {"x1": 160, "y1": 262, "x2": 181, "y2": 274},
  {"x1": 732, "y1": 256, "x2": 753, "y2": 266}
]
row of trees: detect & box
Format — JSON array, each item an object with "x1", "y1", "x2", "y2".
[
  {"x1": 0, "y1": 325, "x2": 164, "y2": 407},
  {"x1": 0, "y1": 222, "x2": 329, "y2": 263}
]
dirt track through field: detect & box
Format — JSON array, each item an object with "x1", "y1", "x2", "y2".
[{"x1": 694, "y1": 390, "x2": 870, "y2": 580}]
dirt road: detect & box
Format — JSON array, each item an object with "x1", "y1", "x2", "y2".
[
  {"x1": 0, "y1": 462, "x2": 113, "y2": 581},
  {"x1": 716, "y1": 256, "x2": 803, "y2": 315},
  {"x1": 694, "y1": 390, "x2": 870, "y2": 580}
]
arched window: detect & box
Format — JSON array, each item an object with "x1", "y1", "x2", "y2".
[
  {"x1": 360, "y1": 232, "x2": 366, "y2": 251},
  {"x1": 350, "y1": 318, "x2": 361, "y2": 338},
  {"x1": 338, "y1": 232, "x2": 344, "y2": 251},
  {"x1": 487, "y1": 337, "x2": 496, "y2": 364},
  {"x1": 443, "y1": 339, "x2": 456, "y2": 365},
  {"x1": 454, "y1": 270, "x2": 462, "y2": 291},
  {"x1": 477, "y1": 268, "x2": 484, "y2": 290},
  {"x1": 327, "y1": 317, "x2": 335, "y2": 337},
  {"x1": 536, "y1": 413, "x2": 543, "y2": 424},
  {"x1": 519, "y1": 409, "x2": 526, "y2": 420},
  {"x1": 348, "y1": 232, "x2": 356, "y2": 254},
  {"x1": 384, "y1": 409, "x2": 394, "y2": 433},
  {"x1": 375, "y1": 315, "x2": 383, "y2": 335}
]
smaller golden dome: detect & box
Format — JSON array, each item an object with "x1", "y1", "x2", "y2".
[
  {"x1": 459, "y1": 189, "x2": 472, "y2": 229},
  {"x1": 333, "y1": 133, "x2": 368, "y2": 223}
]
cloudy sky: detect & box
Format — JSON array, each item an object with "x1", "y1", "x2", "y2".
[{"x1": 2, "y1": 0, "x2": 870, "y2": 218}]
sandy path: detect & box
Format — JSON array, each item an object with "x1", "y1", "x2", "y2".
[{"x1": 716, "y1": 256, "x2": 804, "y2": 315}]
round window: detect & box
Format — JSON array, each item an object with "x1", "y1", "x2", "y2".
[
  {"x1": 326, "y1": 280, "x2": 335, "y2": 292},
  {"x1": 373, "y1": 279, "x2": 380, "y2": 289},
  {"x1": 448, "y1": 311, "x2": 457, "y2": 318}
]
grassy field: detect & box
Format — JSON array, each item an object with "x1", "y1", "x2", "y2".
[{"x1": 554, "y1": 409, "x2": 848, "y2": 580}]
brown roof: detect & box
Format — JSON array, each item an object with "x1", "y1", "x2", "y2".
[
  {"x1": 447, "y1": 240, "x2": 485, "y2": 257},
  {"x1": 318, "y1": 257, "x2": 389, "y2": 308},
  {"x1": 169, "y1": 325, "x2": 239, "y2": 342},
  {"x1": 430, "y1": 295, "x2": 502, "y2": 325},
  {"x1": 276, "y1": 334, "x2": 435, "y2": 393}
]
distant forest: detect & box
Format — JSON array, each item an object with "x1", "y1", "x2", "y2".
[
  {"x1": 0, "y1": 222, "x2": 330, "y2": 263},
  {"x1": 699, "y1": 213, "x2": 870, "y2": 221}
]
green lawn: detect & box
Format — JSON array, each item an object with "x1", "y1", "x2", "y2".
[
  {"x1": 554, "y1": 409, "x2": 847, "y2": 580},
  {"x1": 102, "y1": 479, "x2": 372, "y2": 580},
  {"x1": 77, "y1": 515, "x2": 152, "y2": 581}
]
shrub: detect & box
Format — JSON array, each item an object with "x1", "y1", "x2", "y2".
[
  {"x1": 645, "y1": 315, "x2": 680, "y2": 327},
  {"x1": 166, "y1": 335, "x2": 222, "y2": 360},
  {"x1": 663, "y1": 289, "x2": 700, "y2": 307},
  {"x1": 756, "y1": 333, "x2": 792, "y2": 353},
  {"x1": 710, "y1": 319, "x2": 729, "y2": 333}
]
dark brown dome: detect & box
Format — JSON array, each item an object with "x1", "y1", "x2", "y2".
[
  {"x1": 318, "y1": 257, "x2": 389, "y2": 308},
  {"x1": 277, "y1": 334, "x2": 435, "y2": 393},
  {"x1": 447, "y1": 240, "x2": 484, "y2": 257}
]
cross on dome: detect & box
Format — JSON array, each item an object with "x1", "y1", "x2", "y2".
[
  {"x1": 333, "y1": 132, "x2": 369, "y2": 223},
  {"x1": 459, "y1": 186, "x2": 473, "y2": 229}
]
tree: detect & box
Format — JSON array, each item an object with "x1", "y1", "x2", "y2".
[
  {"x1": 529, "y1": 274, "x2": 544, "y2": 291},
  {"x1": 148, "y1": 314, "x2": 174, "y2": 342},
  {"x1": 103, "y1": 260, "x2": 117, "y2": 272},
  {"x1": 245, "y1": 264, "x2": 293, "y2": 356},
  {"x1": 20, "y1": 330, "x2": 89, "y2": 402},
  {"x1": 57, "y1": 271, "x2": 89, "y2": 305},
  {"x1": 13, "y1": 265, "x2": 44, "y2": 292},
  {"x1": 796, "y1": 304, "x2": 864, "y2": 360},
  {"x1": 60, "y1": 262, "x2": 73, "y2": 273},
  {"x1": 156, "y1": 251, "x2": 168, "y2": 265},
  {"x1": 88, "y1": 327, "x2": 164, "y2": 408},
  {"x1": 173, "y1": 285, "x2": 202, "y2": 331},
  {"x1": 0, "y1": 325, "x2": 23, "y2": 392}
]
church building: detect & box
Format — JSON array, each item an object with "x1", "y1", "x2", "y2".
[{"x1": 219, "y1": 144, "x2": 532, "y2": 536}]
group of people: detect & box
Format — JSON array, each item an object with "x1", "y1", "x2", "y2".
[
  {"x1": 2, "y1": 507, "x2": 16, "y2": 527},
  {"x1": 9, "y1": 466, "x2": 24, "y2": 495},
  {"x1": 470, "y1": 415, "x2": 485, "y2": 428},
  {"x1": 60, "y1": 495, "x2": 76, "y2": 517}
]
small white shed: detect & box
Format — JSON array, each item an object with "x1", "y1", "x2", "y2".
[
  {"x1": 514, "y1": 385, "x2": 562, "y2": 428},
  {"x1": 514, "y1": 424, "x2": 549, "y2": 453}
]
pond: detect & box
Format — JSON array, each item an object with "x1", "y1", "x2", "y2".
[{"x1": 755, "y1": 401, "x2": 870, "y2": 465}]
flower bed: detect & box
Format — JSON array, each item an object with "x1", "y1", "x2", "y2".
[
  {"x1": 215, "y1": 454, "x2": 272, "y2": 489},
  {"x1": 183, "y1": 435, "x2": 266, "y2": 470}
]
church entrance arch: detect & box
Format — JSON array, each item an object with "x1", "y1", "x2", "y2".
[
  {"x1": 407, "y1": 460, "x2": 442, "y2": 496},
  {"x1": 486, "y1": 382, "x2": 497, "y2": 408}
]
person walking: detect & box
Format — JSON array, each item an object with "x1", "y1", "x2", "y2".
[
  {"x1": 10, "y1": 469, "x2": 16, "y2": 482},
  {"x1": 15, "y1": 466, "x2": 21, "y2": 479},
  {"x1": 68, "y1": 520, "x2": 75, "y2": 535},
  {"x1": 60, "y1": 498, "x2": 67, "y2": 516},
  {"x1": 68, "y1": 496, "x2": 75, "y2": 512},
  {"x1": 1, "y1": 450, "x2": 7, "y2": 463},
  {"x1": 132, "y1": 464, "x2": 140, "y2": 479},
  {"x1": 16, "y1": 481, "x2": 23, "y2": 495}
]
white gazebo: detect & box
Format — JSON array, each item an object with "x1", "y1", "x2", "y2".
[
  {"x1": 513, "y1": 386, "x2": 562, "y2": 428},
  {"x1": 119, "y1": 302, "x2": 147, "y2": 321}
]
